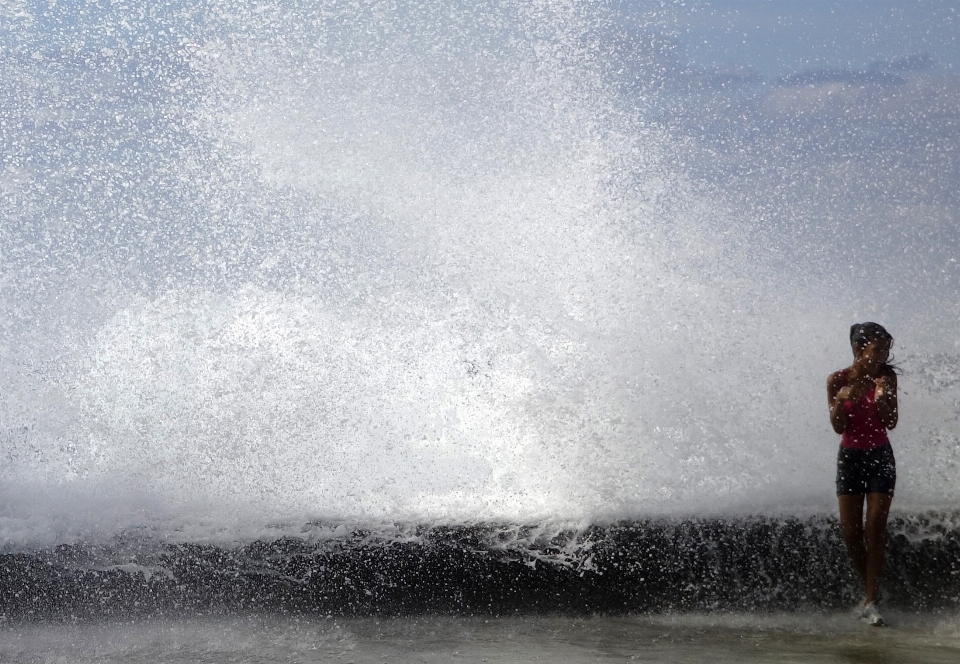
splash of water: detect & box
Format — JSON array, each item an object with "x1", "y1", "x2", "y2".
[{"x1": 1, "y1": 1, "x2": 958, "y2": 544}]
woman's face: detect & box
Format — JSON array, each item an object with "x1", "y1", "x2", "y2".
[{"x1": 854, "y1": 339, "x2": 891, "y2": 374}]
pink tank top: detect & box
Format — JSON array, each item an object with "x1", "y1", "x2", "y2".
[{"x1": 838, "y1": 369, "x2": 890, "y2": 450}]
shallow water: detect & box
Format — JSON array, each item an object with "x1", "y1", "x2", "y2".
[{"x1": 3, "y1": 613, "x2": 960, "y2": 664}]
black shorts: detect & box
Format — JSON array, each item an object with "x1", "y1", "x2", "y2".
[{"x1": 836, "y1": 444, "x2": 896, "y2": 496}]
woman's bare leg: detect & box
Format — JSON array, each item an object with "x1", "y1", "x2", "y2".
[
  {"x1": 864, "y1": 492, "x2": 893, "y2": 605},
  {"x1": 838, "y1": 494, "x2": 867, "y2": 584}
]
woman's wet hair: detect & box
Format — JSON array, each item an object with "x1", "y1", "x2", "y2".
[
  {"x1": 850, "y1": 322, "x2": 892, "y2": 349},
  {"x1": 849, "y1": 322, "x2": 899, "y2": 373}
]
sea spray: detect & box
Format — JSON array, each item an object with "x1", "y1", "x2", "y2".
[{"x1": 1, "y1": 1, "x2": 958, "y2": 541}]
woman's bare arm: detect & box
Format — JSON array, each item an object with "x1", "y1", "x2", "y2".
[
  {"x1": 827, "y1": 371, "x2": 850, "y2": 434},
  {"x1": 875, "y1": 369, "x2": 898, "y2": 429}
]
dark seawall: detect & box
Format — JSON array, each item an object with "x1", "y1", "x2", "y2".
[{"x1": 2, "y1": 514, "x2": 958, "y2": 621}]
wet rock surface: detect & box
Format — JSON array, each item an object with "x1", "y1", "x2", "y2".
[{"x1": 3, "y1": 515, "x2": 958, "y2": 621}]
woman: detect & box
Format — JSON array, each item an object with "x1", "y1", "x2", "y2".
[{"x1": 827, "y1": 322, "x2": 898, "y2": 626}]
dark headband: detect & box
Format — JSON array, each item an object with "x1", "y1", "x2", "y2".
[{"x1": 850, "y1": 322, "x2": 893, "y2": 347}]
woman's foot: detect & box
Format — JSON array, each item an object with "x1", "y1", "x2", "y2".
[{"x1": 861, "y1": 602, "x2": 885, "y2": 626}]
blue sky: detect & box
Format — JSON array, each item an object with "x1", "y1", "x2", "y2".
[{"x1": 619, "y1": 0, "x2": 959, "y2": 78}]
